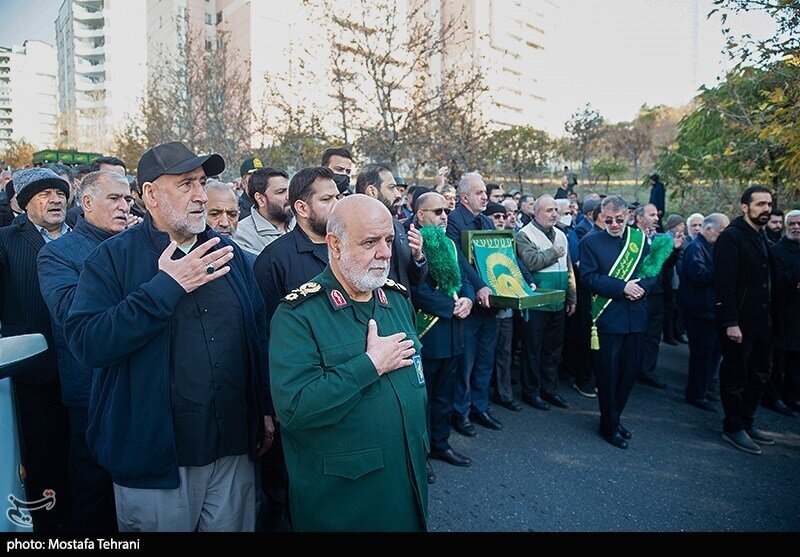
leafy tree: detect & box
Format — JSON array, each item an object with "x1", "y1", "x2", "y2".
[
  {"x1": 564, "y1": 104, "x2": 605, "y2": 179},
  {"x1": 0, "y1": 138, "x2": 36, "y2": 168},
  {"x1": 487, "y1": 126, "x2": 551, "y2": 188},
  {"x1": 588, "y1": 157, "x2": 629, "y2": 192}
]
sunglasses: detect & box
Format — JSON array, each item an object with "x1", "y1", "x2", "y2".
[
  {"x1": 604, "y1": 217, "x2": 627, "y2": 225},
  {"x1": 491, "y1": 213, "x2": 506, "y2": 219},
  {"x1": 421, "y1": 208, "x2": 451, "y2": 216}
]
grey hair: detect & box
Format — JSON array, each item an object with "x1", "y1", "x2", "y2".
[
  {"x1": 533, "y1": 194, "x2": 555, "y2": 212},
  {"x1": 555, "y1": 198, "x2": 570, "y2": 211},
  {"x1": 457, "y1": 172, "x2": 483, "y2": 197},
  {"x1": 601, "y1": 195, "x2": 628, "y2": 213},
  {"x1": 326, "y1": 211, "x2": 347, "y2": 244},
  {"x1": 79, "y1": 170, "x2": 129, "y2": 201},
  {"x1": 703, "y1": 213, "x2": 729, "y2": 232},
  {"x1": 785, "y1": 209, "x2": 800, "y2": 224},
  {"x1": 204, "y1": 178, "x2": 236, "y2": 196},
  {"x1": 440, "y1": 184, "x2": 456, "y2": 195},
  {"x1": 687, "y1": 212, "x2": 705, "y2": 223}
]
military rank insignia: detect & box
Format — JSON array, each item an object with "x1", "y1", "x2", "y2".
[
  {"x1": 413, "y1": 355, "x2": 425, "y2": 385},
  {"x1": 282, "y1": 282, "x2": 323, "y2": 307}
]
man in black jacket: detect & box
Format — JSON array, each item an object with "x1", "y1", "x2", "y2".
[
  {"x1": 355, "y1": 163, "x2": 428, "y2": 290},
  {"x1": 764, "y1": 210, "x2": 800, "y2": 414},
  {"x1": 714, "y1": 186, "x2": 777, "y2": 455},
  {"x1": 678, "y1": 213, "x2": 729, "y2": 412},
  {"x1": 0, "y1": 168, "x2": 72, "y2": 531},
  {"x1": 648, "y1": 174, "x2": 665, "y2": 231}
]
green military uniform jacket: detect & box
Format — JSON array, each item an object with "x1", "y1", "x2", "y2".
[{"x1": 269, "y1": 266, "x2": 429, "y2": 532}]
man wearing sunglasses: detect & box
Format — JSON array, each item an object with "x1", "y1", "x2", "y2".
[{"x1": 580, "y1": 196, "x2": 657, "y2": 449}]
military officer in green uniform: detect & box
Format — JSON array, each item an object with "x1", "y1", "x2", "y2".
[{"x1": 269, "y1": 194, "x2": 429, "y2": 532}]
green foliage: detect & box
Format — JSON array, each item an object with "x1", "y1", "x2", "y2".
[
  {"x1": 486, "y1": 126, "x2": 551, "y2": 188},
  {"x1": 589, "y1": 158, "x2": 628, "y2": 189}
]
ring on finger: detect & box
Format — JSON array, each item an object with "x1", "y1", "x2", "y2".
[{"x1": 205, "y1": 264, "x2": 215, "y2": 275}]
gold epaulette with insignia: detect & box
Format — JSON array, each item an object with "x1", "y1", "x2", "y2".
[
  {"x1": 383, "y1": 279, "x2": 409, "y2": 297},
  {"x1": 281, "y1": 282, "x2": 324, "y2": 308}
]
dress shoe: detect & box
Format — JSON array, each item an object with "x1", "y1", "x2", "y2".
[
  {"x1": 766, "y1": 400, "x2": 797, "y2": 417},
  {"x1": 617, "y1": 424, "x2": 632, "y2": 440},
  {"x1": 426, "y1": 460, "x2": 436, "y2": 484},
  {"x1": 493, "y1": 398, "x2": 523, "y2": 412},
  {"x1": 662, "y1": 338, "x2": 679, "y2": 346},
  {"x1": 573, "y1": 382, "x2": 597, "y2": 398},
  {"x1": 430, "y1": 447, "x2": 472, "y2": 467},
  {"x1": 722, "y1": 430, "x2": 761, "y2": 455},
  {"x1": 745, "y1": 428, "x2": 775, "y2": 445},
  {"x1": 639, "y1": 375, "x2": 668, "y2": 389},
  {"x1": 676, "y1": 334, "x2": 689, "y2": 344},
  {"x1": 685, "y1": 397, "x2": 717, "y2": 412},
  {"x1": 451, "y1": 413, "x2": 477, "y2": 437},
  {"x1": 522, "y1": 394, "x2": 551, "y2": 411},
  {"x1": 470, "y1": 410, "x2": 503, "y2": 430},
  {"x1": 707, "y1": 392, "x2": 720, "y2": 402},
  {"x1": 603, "y1": 432, "x2": 628, "y2": 449},
  {"x1": 541, "y1": 391, "x2": 569, "y2": 409}
]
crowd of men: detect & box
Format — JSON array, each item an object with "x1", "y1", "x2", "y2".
[{"x1": 0, "y1": 144, "x2": 797, "y2": 533}]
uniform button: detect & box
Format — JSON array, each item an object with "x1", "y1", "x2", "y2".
[
  {"x1": 203, "y1": 308, "x2": 208, "y2": 313},
  {"x1": 210, "y1": 337, "x2": 215, "y2": 342},
  {"x1": 215, "y1": 363, "x2": 220, "y2": 368}
]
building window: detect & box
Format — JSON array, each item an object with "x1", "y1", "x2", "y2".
[
  {"x1": 216, "y1": 11, "x2": 222, "y2": 24},
  {"x1": 205, "y1": 13, "x2": 212, "y2": 25}
]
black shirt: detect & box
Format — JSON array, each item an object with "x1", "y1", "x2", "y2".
[{"x1": 170, "y1": 249, "x2": 250, "y2": 466}]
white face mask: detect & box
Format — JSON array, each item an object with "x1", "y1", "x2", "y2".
[{"x1": 559, "y1": 214, "x2": 572, "y2": 227}]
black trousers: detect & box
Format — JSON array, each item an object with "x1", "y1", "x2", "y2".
[
  {"x1": 567, "y1": 281, "x2": 595, "y2": 389},
  {"x1": 684, "y1": 317, "x2": 721, "y2": 401},
  {"x1": 68, "y1": 407, "x2": 117, "y2": 532},
  {"x1": 13, "y1": 377, "x2": 71, "y2": 532},
  {"x1": 641, "y1": 294, "x2": 665, "y2": 380},
  {"x1": 491, "y1": 317, "x2": 514, "y2": 403},
  {"x1": 764, "y1": 349, "x2": 800, "y2": 406},
  {"x1": 521, "y1": 310, "x2": 565, "y2": 398},
  {"x1": 719, "y1": 335, "x2": 772, "y2": 433},
  {"x1": 422, "y1": 356, "x2": 458, "y2": 452},
  {"x1": 259, "y1": 425, "x2": 289, "y2": 532},
  {"x1": 596, "y1": 333, "x2": 644, "y2": 436}
]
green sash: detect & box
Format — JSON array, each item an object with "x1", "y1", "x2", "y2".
[
  {"x1": 416, "y1": 239, "x2": 459, "y2": 339},
  {"x1": 589, "y1": 226, "x2": 645, "y2": 350}
]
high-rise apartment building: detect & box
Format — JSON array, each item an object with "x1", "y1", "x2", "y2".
[
  {"x1": 0, "y1": 41, "x2": 58, "y2": 151},
  {"x1": 55, "y1": 0, "x2": 147, "y2": 150}
]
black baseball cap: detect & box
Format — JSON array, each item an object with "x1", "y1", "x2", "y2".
[
  {"x1": 239, "y1": 157, "x2": 264, "y2": 177},
  {"x1": 137, "y1": 141, "x2": 225, "y2": 185}
]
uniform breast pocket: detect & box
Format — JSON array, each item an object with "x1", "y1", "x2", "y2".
[
  {"x1": 323, "y1": 448, "x2": 384, "y2": 480},
  {"x1": 320, "y1": 342, "x2": 381, "y2": 399}
]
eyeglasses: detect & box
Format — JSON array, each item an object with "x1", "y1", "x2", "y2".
[
  {"x1": 491, "y1": 213, "x2": 506, "y2": 219},
  {"x1": 421, "y1": 208, "x2": 451, "y2": 216},
  {"x1": 604, "y1": 217, "x2": 627, "y2": 225}
]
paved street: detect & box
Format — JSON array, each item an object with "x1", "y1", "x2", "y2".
[{"x1": 428, "y1": 343, "x2": 800, "y2": 532}]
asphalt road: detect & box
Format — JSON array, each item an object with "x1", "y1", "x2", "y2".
[{"x1": 427, "y1": 342, "x2": 800, "y2": 532}]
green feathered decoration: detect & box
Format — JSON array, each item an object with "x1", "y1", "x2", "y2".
[
  {"x1": 420, "y1": 226, "x2": 461, "y2": 298},
  {"x1": 637, "y1": 234, "x2": 674, "y2": 279}
]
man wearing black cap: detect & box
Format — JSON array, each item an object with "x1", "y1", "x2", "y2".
[
  {"x1": 66, "y1": 141, "x2": 271, "y2": 531},
  {"x1": 0, "y1": 167, "x2": 72, "y2": 531},
  {"x1": 238, "y1": 156, "x2": 263, "y2": 219}
]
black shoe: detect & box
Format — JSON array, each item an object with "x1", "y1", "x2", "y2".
[
  {"x1": 663, "y1": 338, "x2": 679, "y2": 346},
  {"x1": 522, "y1": 394, "x2": 551, "y2": 411},
  {"x1": 676, "y1": 335, "x2": 689, "y2": 344},
  {"x1": 639, "y1": 376, "x2": 668, "y2": 389},
  {"x1": 766, "y1": 400, "x2": 797, "y2": 417},
  {"x1": 430, "y1": 447, "x2": 472, "y2": 467},
  {"x1": 603, "y1": 432, "x2": 628, "y2": 449},
  {"x1": 541, "y1": 391, "x2": 569, "y2": 409},
  {"x1": 686, "y1": 397, "x2": 717, "y2": 412},
  {"x1": 426, "y1": 460, "x2": 436, "y2": 484},
  {"x1": 617, "y1": 424, "x2": 632, "y2": 440},
  {"x1": 573, "y1": 382, "x2": 597, "y2": 398},
  {"x1": 707, "y1": 392, "x2": 720, "y2": 402},
  {"x1": 470, "y1": 410, "x2": 503, "y2": 430},
  {"x1": 492, "y1": 398, "x2": 523, "y2": 412},
  {"x1": 451, "y1": 413, "x2": 477, "y2": 437}
]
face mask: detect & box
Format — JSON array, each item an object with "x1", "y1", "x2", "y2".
[
  {"x1": 559, "y1": 215, "x2": 572, "y2": 227},
  {"x1": 332, "y1": 173, "x2": 350, "y2": 194}
]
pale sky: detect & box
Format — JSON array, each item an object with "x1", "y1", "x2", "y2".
[{"x1": 0, "y1": 0, "x2": 778, "y2": 136}]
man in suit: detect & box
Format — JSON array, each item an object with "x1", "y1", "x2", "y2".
[
  {"x1": 649, "y1": 174, "x2": 666, "y2": 231},
  {"x1": 714, "y1": 186, "x2": 777, "y2": 455},
  {"x1": 581, "y1": 196, "x2": 656, "y2": 449},
  {"x1": 411, "y1": 192, "x2": 475, "y2": 484},
  {"x1": 0, "y1": 167, "x2": 72, "y2": 531},
  {"x1": 355, "y1": 162, "x2": 428, "y2": 290}
]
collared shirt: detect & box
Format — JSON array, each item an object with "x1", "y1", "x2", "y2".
[
  {"x1": 34, "y1": 221, "x2": 70, "y2": 243},
  {"x1": 233, "y1": 207, "x2": 295, "y2": 256},
  {"x1": 169, "y1": 244, "x2": 250, "y2": 467}
]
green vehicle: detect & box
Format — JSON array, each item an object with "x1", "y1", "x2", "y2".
[{"x1": 32, "y1": 150, "x2": 103, "y2": 167}]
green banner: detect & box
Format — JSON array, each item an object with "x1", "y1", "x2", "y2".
[{"x1": 471, "y1": 236, "x2": 536, "y2": 298}]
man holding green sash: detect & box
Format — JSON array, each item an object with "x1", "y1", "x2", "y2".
[
  {"x1": 410, "y1": 192, "x2": 475, "y2": 483},
  {"x1": 580, "y1": 196, "x2": 656, "y2": 449}
]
